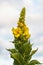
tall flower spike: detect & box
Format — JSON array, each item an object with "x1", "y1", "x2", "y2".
[
  {"x1": 18, "y1": 7, "x2": 26, "y2": 23},
  {"x1": 8, "y1": 7, "x2": 41, "y2": 65}
]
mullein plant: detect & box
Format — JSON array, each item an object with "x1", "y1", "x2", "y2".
[{"x1": 7, "y1": 8, "x2": 41, "y2": 65}]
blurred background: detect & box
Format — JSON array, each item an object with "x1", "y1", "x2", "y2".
[{"x1": 0, "y1": 0, "x2": 43, "y2": 65}]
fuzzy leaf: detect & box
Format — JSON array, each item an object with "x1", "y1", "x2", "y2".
[
  {"x1": 24, "y1": 43, "x2": 32, "y2": 55},
  {"x1": 10, "y1": 53, "x2": 26, "y2": 65},
  {"x1": 18, "y1": 41, "x2": 32, "y2": 56},
  {"x1": 7, "y1": 49, "x2": 17, "y2": 53},
  {"x1": 28, "y1": 60, "x2": 41, "y2": 65},
  {"x1": 30, "y1": 48, "x2": 38, "y2": 56},
  {"x1": 13, "y1": 60, "x2": 19, "y2": 65}
]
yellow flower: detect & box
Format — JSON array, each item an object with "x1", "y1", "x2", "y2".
[
  {"x1": 26, "y1": 33, "x2": 31, "y2": 39},
  {"x1": 23, "y1": 26, "x2": 29, "y2": 31},
  {"x1": 12, "y1": 27, "x2": 22, "y2": 38},
  {"x1": 23, "y1": 31, "x2": 31, "y2": 39},
  {"x1": 18, "y1": 22, "x2": 25, "y2": 27},
  {"x1": 23, "y1": 26, "x2": 31, "y2": 39},
  {"x1": 22, "y1": 25, "x2": 29, "y2": 33}
]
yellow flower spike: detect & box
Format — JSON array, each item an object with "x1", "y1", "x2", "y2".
[{"x1": 12, "y1": 27, "x2": 22, "y2": 38}]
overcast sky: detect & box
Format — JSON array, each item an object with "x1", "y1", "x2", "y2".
[{"x1": 0, "y1": 0, "x2": 43, "y2": 65}]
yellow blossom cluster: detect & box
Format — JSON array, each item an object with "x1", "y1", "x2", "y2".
[
  {"x1": 12, "y1": 22, "x2": 31, "y2": 39},
  {"x1": 23, "y1": 25, "x2": 31, "y2": 39},
  {"x1": 12, "y1": 27, "x2": 22, "y2": 38}
]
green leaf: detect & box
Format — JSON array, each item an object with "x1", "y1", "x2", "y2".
[
  {"x1": 13, "y1": 60, "x2": 19, "y2": 65},
  {"x1": 10, "y1": 53, "x2": 26, "y2": 65},
  {"x1": 24, "y1": 43, "x2": 32, "y2": 55},
  {"x1": 15, "y1": 41, "x2": 22, "y2": 50},
  {"x1": 22, "y1": 42, "x2": 32, "y2": 55},
  {"x1": 25, "y1": 49, "x2": 38, "y2": 62},
  {"x1": 7, "y1": 49, "x2": 18, "y2": 53},
  {"x1": 18, "y1": 41, "x2": 32, "y2": 55},
  {"x1": 24, "y1": 54, "x2": 32, "y2": 62},
  {"x1": 28, "y1": 60, "x2": 41, "y2": 65},
  {"x1": 30, "y1": 48, "x2": 38, "y2": 56}
]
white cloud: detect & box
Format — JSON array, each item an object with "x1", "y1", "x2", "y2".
[
  {"x1": 23, "y1": 0, "x2": 43, "y2": 19},
  {"x1": 40, "y1": 0, "x2": 43, "y2": 3},
  {"x1": 23, "y1": 0, "x2": 33, "y2": 7},
  {"x1": 33, "y1": 45, "x2": 43, "y2": 53},
  {"x1": 0, "y1": 57, "x2": 13, "y2": 65},
  {"x1": 32, "y1": 57, "x2": 43, "y2": 63},
  {"x1": 0, "y1": 2, "x2": 19, "y2": 27},
  {"x1": 0, "y1": 37, "x2": 14, "y2": 48},
  {"x1": 32, "y1": 37, "x2": 43, "y2": 57},
  {"x1": 38, "y1": 57, "x2": 43, "y2": 63},
  {"x1": 0, "y1": 27, "x2": 13, "y2": 41}
]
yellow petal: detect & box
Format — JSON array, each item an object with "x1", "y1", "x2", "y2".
[{"x1": 15, "y1": 34, "x2": 20, "y2": 38}]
